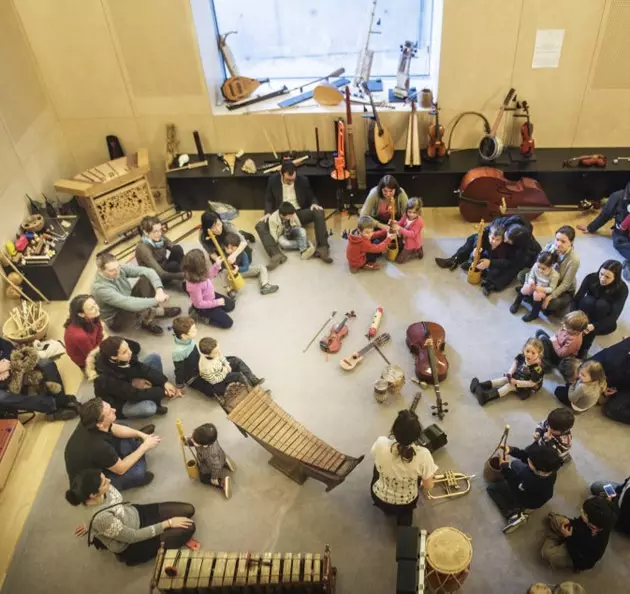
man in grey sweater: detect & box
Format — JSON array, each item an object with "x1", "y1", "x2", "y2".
[{"x1": 92, "y1": 252, "x2": 180, "y2": 336}]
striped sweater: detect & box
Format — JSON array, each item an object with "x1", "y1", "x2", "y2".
[{"x1": 199, "y1": 355, "x2": 230, "y2": 384}]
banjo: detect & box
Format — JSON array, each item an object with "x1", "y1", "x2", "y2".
[{"x1": 479, "y1": 88, "x2": 515, "y2": 161}]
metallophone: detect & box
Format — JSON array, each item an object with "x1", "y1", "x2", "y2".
[
  {"x1": 221, "y1": 383, "x2": 364, "y2": 491},
  {"x1": 151, "y1": 543, "x2": 337, "y2": 593}
]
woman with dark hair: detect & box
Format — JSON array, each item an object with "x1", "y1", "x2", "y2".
[
  {"x1": 360, "y1": 175, "x2": 409, "y2": 225},
  {"x1": 200, "y1": 209, "x2": 252, "y2": 267},
  {"x1": 63, "y1": 294, "x2": 140, "y2": 370},
  {"x1": 370, "y1": 410, "x2": 438, "y2": 526},
  {"x1": 68, "y1": 469, "x2": 195, "y2": 566},
  {"x1": 571, "y1": 260, "x2": 628, "y2": 357}
]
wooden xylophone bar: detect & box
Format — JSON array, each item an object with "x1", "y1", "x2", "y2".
[
  {"x1": 151, "y1": 544, "x2": 336, "y2": 593},
  {"x1": 225, "y1": 385, "x2": 363, "y2": 491}
]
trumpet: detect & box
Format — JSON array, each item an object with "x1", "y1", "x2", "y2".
[
  {"x1": 206, "y1": 230, "x2": 245, "y2": 292},
  {"x1": 425, "y1": 470, "x2": 475, "y2": 500}
]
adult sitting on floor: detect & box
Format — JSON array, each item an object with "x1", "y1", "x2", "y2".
[
  {"x1": 577, "y1": 180, "x2": 630, "y2": 280},
  {"x1": 0, "y1": 337, "x2": 78, "y2": 421},
  {"x1": 67, "y1": 469, "x2": 195, "y2": 566},
  {"x1": 256, "y1": 161, "x2": 332, "y2": 265},
  {"x1": 590, "y1": 475, "x2": 630, "y2": 537},
  {"x1": 436, "y1": 215, "x2": 541, "y2": 295},
  {"x1": 590, "y1": 337, "x2": 630, "y2": 424},
  {"x1": 200, "y1": 209, "x2": 254, "y2": 273},
  {"x1": 64, "y1": 294, "x2": 141, "y2": 371},
  {"x1": 518, "y1": 225, "x2": 580, "y2": 318},
  {"x1": 64, "y1": 397, "x2": 159, "y2": 491},
  {"x1": 360, "y1": 174, "x2": 409, "y2": 226},
  {"x1": 134, "y1": 215, "x2": 185, "y2": 288},
  {"x1": 87, "y1": 336, "x2": 181, "y2": 419},
  {"x1": 571, "y1": 260, "x2": 628, "y2": 357},
  {"x1": 92, "y1": 252, "x2": 180, "y2": 336}
]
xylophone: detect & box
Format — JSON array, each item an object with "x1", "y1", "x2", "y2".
[
  {"x1": 222, "y1": 384, "x2": 363, "y2": 492},
  {"x1": 150, "y1": 544, "x2": 337, "y2": 593}
]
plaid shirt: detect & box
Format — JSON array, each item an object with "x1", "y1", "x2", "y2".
[{"x1": 533, "y1": 419, "x2": 572, "y2": 460}]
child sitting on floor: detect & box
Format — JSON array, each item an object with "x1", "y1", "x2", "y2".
[
  {"x1": 487, "y1": 442, "x2": 562, "y2": 534},
  {"x1": 470, "y1": 337, "x2": 545, "y2": 406},
  {"x1": 268, "y1": 201, "x2": 315, "y2": 260},
  {"x1": 183, "y1": 248, "x2": 235, "y2": 329},
  {"x1": 391, "y1": 197, "x2": 424, "y2": 263},
  {"x1": 198, "y1": 337, "x2": 263, "y2": 396},
  {"x1": 529, "y1": 408, "x2": 574, "y2": 465},
  {"x1": 536, "y1": 310, "x2": 589, "y2": 372},
  {"x1": 346, "y1": 216, "x2": 395, "y2": 273},
  {"x1": 188, "y1": 422, "x2": 235, "y2": 499},
  {"x1": 554, "y1": 359, "x2": 607, "y2": 413},
  {"x1": 223, "y1": 232, "x2": 279, "y2": 296},
  {"x1": 511, "y1": 251, "x2": 560, "y2": 322}
]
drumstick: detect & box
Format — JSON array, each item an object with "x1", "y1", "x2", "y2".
[{"x1": 164, "y1": 549, "x2": 182, "y2": 577}]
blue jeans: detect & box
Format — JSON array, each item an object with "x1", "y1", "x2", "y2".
[
  {"x1": 121, "y1": 353, "x2": 163, "y2": 419},
  {"x1": 278, "y1": 227, "x2": 308, "y2": 252},
  {"x1": 104, "y1": 436, "x2": 148, "y2": 491}
]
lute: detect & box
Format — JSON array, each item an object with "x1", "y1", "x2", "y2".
[
  {"x1": 340, "y1": 333, "x2": 391, "y2": 371},
  {"x1": 363, "y1": 82, "x2": 395, "y2": 164}
]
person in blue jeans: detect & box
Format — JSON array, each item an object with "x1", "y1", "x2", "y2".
[
  {"x1": 86, "y1": 336, "x2": 183, "y2": 419},
  {"x1": 64, "y1": 398, "x2": 160, "y2": 491}
]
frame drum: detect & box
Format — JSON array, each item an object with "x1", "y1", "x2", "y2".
[{"x1": 425, "y1": 527, "x2": 472, "y2": 593}]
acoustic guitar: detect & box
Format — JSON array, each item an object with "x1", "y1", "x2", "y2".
[
  {"x1": 340, "y1": 333, "x2": 391, "y2": 371},
  {"x1": 363, "y1": 83, "x2": 395, "y2": 164}
]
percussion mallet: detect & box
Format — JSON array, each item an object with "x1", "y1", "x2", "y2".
[
  {"x1": 164, "y1": 549, "x2": 182, "y2": 577},
  {"x1": 303, "y1": 310, "x2": 337, "y2": 353}
]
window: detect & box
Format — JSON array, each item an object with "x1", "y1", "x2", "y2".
[{"x1": 212, "y1": 0, "x2": 436, "y2": 84}]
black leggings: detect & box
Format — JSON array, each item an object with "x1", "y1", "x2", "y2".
[{"x1": 117, "y1": 502, "x2": 195, "y2": 566}]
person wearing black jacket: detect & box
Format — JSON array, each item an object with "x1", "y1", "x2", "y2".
[
  {"x1": 578, "y1": 180, "x2": 630, "y2": 280},
  {"x1": 590, "y1": 337, "x2": 630, "y2": 424},
  {"x1": 486, "y1": 443, "x2": 561, "y2": 534},
  {"x1": 572, "y1": 260, "x2": 628, "y2": 357},
  {"x1": 590, "y1": 477, "x2": 630, "y2": 536},
  {"x1": 255, "y1": 161, "x2": 332, "y2": 265},
  {"x1": 435, "y1": 215, "x2": 541, "y2": 294},
  {"x1": 86, "y1": 336, "x2": 182, "y2": 419},
  {"x1": 542, "y1": 496, "x2": 617, "y2": 571}
]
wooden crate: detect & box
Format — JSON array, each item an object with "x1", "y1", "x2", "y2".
[{"x1": 0, "y1": 420, "x2": 25, "y2": 490}]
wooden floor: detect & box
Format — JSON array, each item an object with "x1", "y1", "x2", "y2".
[{"x1": 0, "y1": 206, "x2": 600, "y2": 588}]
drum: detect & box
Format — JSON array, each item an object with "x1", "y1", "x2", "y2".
[
  {"x1": 425, "y1": 527, "x2": 472, "y2": 593},
  {"x1": 381, "y1": 365, "x2": 405, "y2": 394},
  {"x1": 373, "y1": 379, "x2": 389, "y2": 403},
  {"x1": 483, "y1": 455, "x2": 504, "y2": 482}
]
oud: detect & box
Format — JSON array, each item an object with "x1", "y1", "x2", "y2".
[
  {"x1": 363, "y1": 82, "x2": 395, "y2": 164},
  {"x1": 340, "y1": 333, "x2": 391, "y2": 371}
]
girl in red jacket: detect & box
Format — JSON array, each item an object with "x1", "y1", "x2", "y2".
[
  {"x1": 392, "y1": 197, "x2": 424, "y2": 263},
  {"x1": 346, "y1": 217, "x2": 395, "y2": 273}
]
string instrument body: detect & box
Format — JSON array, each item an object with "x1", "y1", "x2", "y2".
[
  {"x1": 320, "y1": 316, "x2": 350, "y2": 354},
  {"x1": 340, "y1": 333, "x2": 391, "y2": 371},
  {"x1": 363, "y1": 83, "x2": 395, "y2": 164},
  {"x1": 221, "y1": 76, "x2": 269, "y2": 102},
  {"x1": 406, "y1": 322, "x2": 449, "y2": 383},
  {"x1": 427, "y1": 102, "x2": 446, "y2": 159},
  {"x1": 467, "y1": 219, "x2": 485, "y2": 285},
  {"x1": 519, "y1": 100, "x2": 535, "y2": 157}
]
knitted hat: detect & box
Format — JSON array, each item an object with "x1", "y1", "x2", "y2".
[{"x1": 554, "y1": 583, "x2": 586, "y2": 594}]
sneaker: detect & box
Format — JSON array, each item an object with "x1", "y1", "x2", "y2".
[
  {"x1": 260, "y1": 283, "x2": 279, "y2": 295},
  {"x1": 156, "y1": 405, "x2": 168, "y2": 416},
  {"x1": 509, "y1": 301, "x2": 521, "y2": 314},
  {"x1": 46, "y1": 409, "x2": 78, "y2": 421},
  {"x1": 141, "y1": 322, "x2": 164, "y2": 335},
  {"x1": 300, "y1": 243, "x2": 316, "y2": 260},
  {"x1": 139, "y1": 424, "x2": 155, "y2": 435},
  {"x1": 136, "y1": 471, "x2": 155, "y2": 488},
  {"x1": 240, "y1": 230, "x2": 256, "y2": 243},
  {"x1": 162, "y1": 307, "x2": 182, "y2": 318},
  {"x1": 623, "y1": 261, "x2": 630, "y2": 282},
  {"x1": 363, "y1": 262, "x2": 381, "y2": 271},
  {"x1": 460, "y1": 260, "x2": 472, "y2": 271},
  {"x1": 435, "y1": 257, "x2": 457, "y2": 270},
  {"x1": 469, "y1": 377, "x2": 479, "y2": 393},
  {"x1": 502, "y1": 512, "x2": 528, "y2": 534},
  {"x1": 223, "y1": 476, "x2": 232, "y2": 499},
  {"x1": 227, "y1": 290, "x2": 237, "y2": 300},
  {"x1": 267, "y1": 253, "x2": 288, "y2": 270},
  {"x1": 315, "y1": 246, "x2": 333, "y2": 264},
  {"x1": 224, "y1": 456, "x2": 237, "y2": 472}
]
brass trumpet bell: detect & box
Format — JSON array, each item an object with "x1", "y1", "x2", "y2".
[{"x1": 425, "y1": 470, "x2": 475, "y2": 500}]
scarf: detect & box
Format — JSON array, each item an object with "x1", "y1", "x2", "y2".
[{"x1": 141, "y1": 235, "x2": 164, "y2": 249}]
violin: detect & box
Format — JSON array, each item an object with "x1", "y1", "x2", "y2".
[
  {"x1": 406, "y1": 322, "x2": 449, "y2": 419},
  {"x1": 427, "y1": 102, "x2": 446, "y2": 159},
  {"x1": 562, "y1": 154, "x2": 607, "y2": 168},
  {"x1": 319, "y1": 316, "x2": 350, "y2": 353},
  {"x1": 519, "y1": 100, "x2": 534, "y2": 157}
]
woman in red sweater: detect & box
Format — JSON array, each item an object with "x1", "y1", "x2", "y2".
[{"x1": 64, "y1": 295, "x2": 139, "y2": 370}]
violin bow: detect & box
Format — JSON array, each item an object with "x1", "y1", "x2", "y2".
[{"x1": 303, "y1": 311, "x2": 337, "y2": 353}]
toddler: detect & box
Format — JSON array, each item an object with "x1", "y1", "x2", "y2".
[
  {"x1": 198, "y1": 337, "x2": 263, "y2": 396},
  {"x1": 536, "y1": 310, "x2": 589, "y2": 372},
  {"x1": 470, "y1": 337, "x2": 545, "y2": 405},
  {"x1": 346, "y1": 216, "x2": 395, "y2": 273},
  {"x1": 188, "y1": 422, "x2": 235, "y2": 499},
  {"x1": 554, "y1": 359, "x2": 607, "y2": 413},
  {"x1": 391, "y1": 197, "x2": 424, "y2": 263},
  {"x1": 267, "y1": 201, "x2": 315, "y2": 260},
  {"x1": 224, "y1": 232, "x2": 279, "y2": 296},
  {"x1": 511, "y1": 251, "x2": 560, "y2": 321},
  {"x1": 529, "y1": 408, "x2": 574, "y2": 464}
]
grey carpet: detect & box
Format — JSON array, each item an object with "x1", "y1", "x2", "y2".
[{"x1": 3, "y1": 233, "x2": 630, "y2": 594}]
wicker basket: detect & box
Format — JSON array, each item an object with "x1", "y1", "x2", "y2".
[{"x1": 2, "y1": 309, "x2": 49, "y2": 344}]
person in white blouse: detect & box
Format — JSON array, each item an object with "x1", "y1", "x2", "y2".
[{"x1": 370, "y1": 410, "x2": 438, "y2": 526}]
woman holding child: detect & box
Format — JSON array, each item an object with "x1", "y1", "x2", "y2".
[{"x1": 360, "y1": 175, "x2": 409, "y2": 224}]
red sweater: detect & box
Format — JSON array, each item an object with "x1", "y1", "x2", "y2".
[
  {"x1": 397, "y1": 215, "x2": 424, "y2": 250},
  {"x1": 64, "y1": 320, "x2": 104, "y2": 368},
  {"x1": 346, "y1": 229, "x2": 390, "y2": 268}
]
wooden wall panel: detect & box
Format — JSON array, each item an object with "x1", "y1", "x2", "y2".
[
  {"x1": 0, "y1": 0, "x2": 47, "y2": 143},
  {"x1": 0, "y1": 121, "x2": 22, "y2": 197},
  {"x1": 13, "y1": 0, "x2": 133, "y2": 119}
]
